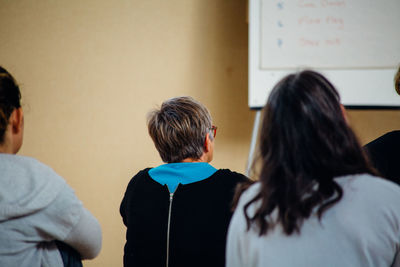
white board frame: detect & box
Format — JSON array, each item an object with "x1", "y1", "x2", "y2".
[{"x1": 249, "y1": 0, "x2": 400, "y2": 109}]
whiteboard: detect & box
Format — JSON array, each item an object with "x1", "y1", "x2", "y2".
[{"x1": 249, "y1": 0, "x2": 400, "y2": 108}]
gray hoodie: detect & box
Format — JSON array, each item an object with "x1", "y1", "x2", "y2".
[{"x1": 0, "y1": 154, "x2": 101, "y2": 267}]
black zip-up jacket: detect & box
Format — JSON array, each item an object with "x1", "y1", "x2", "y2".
[
  {"x1": 120, "y1": 168, "x2": 248, "y2": 267},
  {"x1": 364, "y1": 130, "x2": 400, "y2": 185}
]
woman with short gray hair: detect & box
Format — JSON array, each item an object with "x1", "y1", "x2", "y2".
[
  {"x1": 147, "y1": 96, "x2": 214, "y2": 164},
  {"x1": 120, "y1": 96, "x2": 248, "y2": 267}
]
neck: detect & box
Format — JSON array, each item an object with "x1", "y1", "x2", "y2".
[
  {"x1": 181, "y1": 153, "x2": 211, "y2": 163},
  {"x1": 0, "y1": 143, "x2": 13, "y2": 154},
  {"x1": 0, "y1": 129, "x2": 19, "y2": 154},
  {"x1": 181, "y1": 158, "x2": 204, "y2": 163}
]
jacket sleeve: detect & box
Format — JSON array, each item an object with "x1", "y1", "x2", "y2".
[
  {"x1": 62, "y1": 207, "x2": 102, "y2": 259},
  {"x1": 33, "y1": 178, "x2": 102, "y2": 260}
]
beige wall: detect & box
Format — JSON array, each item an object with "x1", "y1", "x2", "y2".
[{"x1": 0, "y1": 1, "x2": 399, "y2": 266}]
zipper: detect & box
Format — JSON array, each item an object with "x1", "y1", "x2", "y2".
[
  {"x1": 166, "y1": 184, "x2": 180, "y2": 267},
  {"x1": 166, "y1": 191, "x2": 174, "y2": 267}
]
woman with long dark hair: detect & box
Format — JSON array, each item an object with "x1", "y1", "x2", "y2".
[{"x1": 226, "y1": 70, "x2": 400, "y2": 267}]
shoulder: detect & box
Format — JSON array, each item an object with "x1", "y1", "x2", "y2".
[
  {"x1": 231, "y1": 182, "x2": 262, "y2": 221},
  {"x1": 124, "y1": 168, "x2": 152, "y2": 189},
  {"x1": 0, "y1": 154, "x2": 60, "y2": 174},
  {"x1": 380, "y1": 130, "x2": 400, "y2": 139},
  {"x1": 132, "y1": 168, "x2": 152, "y2": 179},
  {"x1": 365, "y1": 130, "x2": 400, "y2": 150},
  {"x1": 0, "y1": 154, "x2": 78, "y2": 220},
  {"x1": 0, "y1": 154, "x2": 66, "y2": 187},
  {"x1": 215, "y1": 169, "x2": 250, "y2": 184},
  {"x1": 237, "y1": 182, "x2": 261, "y2": 204},
  {"x1": 120, "y1": 168, "x2": 156, "y2": 218},
  {"x1": 372, "y1": 130, "x2": 400, "y2": 141},
  {"x1": 340, "y1": 173, "x2": 399, "y2": 188},
  {"x1": 339, "y1": 173, "x2": 400, "y2": 202},
  {"x1": 337, "y1": 174, "x2": 400, "y2": 232}
]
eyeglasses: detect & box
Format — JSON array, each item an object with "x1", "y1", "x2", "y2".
[{"x1": 209, "y1": 125, "x2": 217, "y2": 138}]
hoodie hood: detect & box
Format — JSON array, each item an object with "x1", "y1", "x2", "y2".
[
  {"x1": 148, "y1": 162, "x2": 217, "y2": 193},
  {"x1": 0, "y1": 154, "x2": 65, "y2": 221}
]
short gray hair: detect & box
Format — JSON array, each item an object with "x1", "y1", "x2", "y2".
[{"x1": 147, "y1": 96, "x2": 213, "y2": 163}]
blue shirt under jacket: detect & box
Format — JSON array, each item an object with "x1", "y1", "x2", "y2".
[{"x1": 148, "y1": 162, "x2": 217, "y2": 193}]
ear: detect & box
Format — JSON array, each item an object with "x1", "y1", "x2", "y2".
[
  {"x1": 11, "y1": 108, "x2": 23, "y2": 134},
  {"x1": 204, "y1": 133, "x2": 211, "y2": 153}
]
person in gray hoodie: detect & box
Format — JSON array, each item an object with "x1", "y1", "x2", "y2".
[{"x1": 0, "y1": 66, "x2": 102, "y2": 267}]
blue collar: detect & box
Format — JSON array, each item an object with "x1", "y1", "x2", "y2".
[{"x1": 148, "y1": 162, "x2": 217, "y2": 193}]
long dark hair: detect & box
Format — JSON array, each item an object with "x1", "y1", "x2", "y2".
[
  {"x1": 0, "y1": 66, "x2": 21, "y2": 143},
  {"x1": 242, "y1": 70, "x2": 376, "y2": 236}
]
